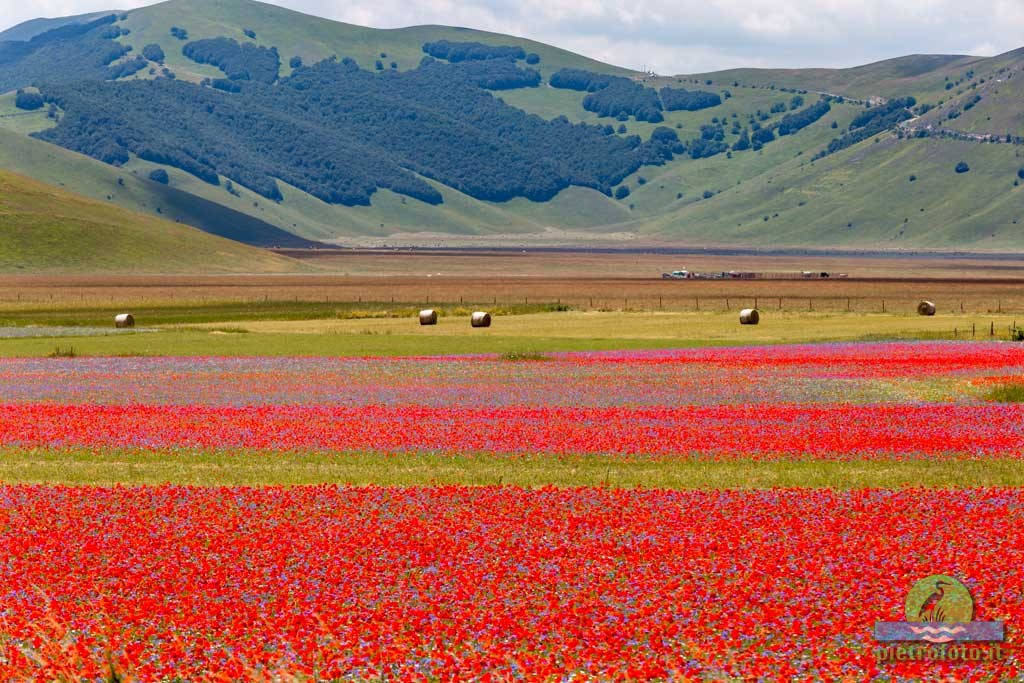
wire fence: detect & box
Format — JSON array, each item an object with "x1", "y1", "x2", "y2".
[{"x1": 2, "y1": 290, "x2": 1024, "y2": 312}]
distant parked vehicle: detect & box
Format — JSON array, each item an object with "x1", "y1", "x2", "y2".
[{"x1": 662, "y1": 270, "x2": 690, "y2": 279}]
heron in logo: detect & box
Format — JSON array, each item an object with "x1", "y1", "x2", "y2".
[
  {"x1": 917, "y1": 579, "x2": 952, "y2": 622},
  {"x1": 873, "y1": 574, "x2": 1005, "y2": 643}
]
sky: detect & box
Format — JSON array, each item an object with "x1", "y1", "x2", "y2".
[{"x1": 2, "y1": 0, "x2": 1023, "y2": 74}]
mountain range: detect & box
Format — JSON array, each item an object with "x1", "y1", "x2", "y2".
[{"x1": 0, "y1": 0, "x2": 1022, "y2": 269}]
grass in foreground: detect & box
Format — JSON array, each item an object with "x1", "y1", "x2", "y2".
[
  {"x1": 0, "y1": 330, "x2": 694, "y2": 357},
  {"x1": 0, "y1": 310, "x2": 1020, "y2": 357},
  {"x1": 985, "y1": 383, "x2": 1024, "y2": 403},
  {"x1": 1, "y1": 449, "x2": 1022, "y2": 488}
]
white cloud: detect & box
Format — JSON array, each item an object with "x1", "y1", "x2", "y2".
[
  {"x1": 968, "y1": 42, "x2": 999, "y2": 57},
  {"x1": 2, "y1": 0, "x2": 1022, "y2": 73}
]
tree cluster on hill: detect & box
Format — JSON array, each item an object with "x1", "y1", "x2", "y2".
[
  {"x1": 850, "y1": 98, "x2": 916, "y2": 130},
  {"x1": 548, "y1": 69, "x2": 618, "y2": 92},
  {"x1": 816, "y1": 97, "x2": 916, "y2": 159},
  {"x1": 583, "y1": 80, "x2": 663, "y2": 122},
  {"x1": 453, "y1": 58, "x2": 541, "y2": 90},
  {"x1": 96, "y1": 25, "x2": 125, "y2": 40},
  {"x1": 211, "y1": 78, "x2": 241, "y2": 92},
  {"x1": 549, "y1": 69, "x2": 665, "y2": 122},
  {"x1": 686, "y1": 137, "x2": 728, "y2": 159},
  {"x1": 677, "y1": 123, "x2": 727, "y2": 158},
  {"x1": 0, "y1": 14, "x2": 152, "y2": 91},
  {"x1": 732, "y1": 129, "x2": 751, "y2": 151},
  {"x1": 14, "y1": 89, "x2": 44, "y2": 110},
  {"x1": 751, "y1": 126, "x2": 775, "y2": 145},
  {"x1": 142, "y1": 43, "x2": 165, "y2": 63},
  {"x1": 148, "y1": 168, "x2": 169, "y2": 184},
  {"x1": 170, "y1": 27, "x2": 188, "y2": 40},
  {"x1": 106, "y1": 55, "x2": 148, "y2": 79},
  {"x1": 659, "y1": 87, "x2": 721, "y2": 112},
  {"x1": 776, "y1": 100, "x2": 831, "y2": 136},
  {"x1": 183, "y1": 37, "x2": 280, "y2": 83},
  {"x1": 422, "y1": 40, "x2": 526, "y2": 62},
  {"x1": 552, "y1": 70, "x2": 727, "y2": 122},
  {"x1": 37, "y1": 57, "x2": 682, "y2": 207}
]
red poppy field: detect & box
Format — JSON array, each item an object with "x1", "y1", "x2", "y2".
[
  {"x1": 1, "y1": 342, "x2": 1023, "y2": 681},
  {"x1": 2, "y1": 486, "x2": 1022, "y2": 682}
]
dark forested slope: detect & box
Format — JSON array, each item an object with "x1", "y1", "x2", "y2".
[{"x1": 37, "y1": 57, "x2": 683, "y2": 206}]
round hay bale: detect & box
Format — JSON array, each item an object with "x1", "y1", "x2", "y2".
[
  {"x1": 418, "y1": 309, "x2": 438, "y2": 325},
  {"x1": 114, "y1": 313, "x2": 135, "y2": 329},
  {"x1": 739, "y1": 308, "x2": 760, "y2": 325},
  {"x1": 471, "y1": 311, "x2": 492, "y2": 328},
  {"x1": 917, "y1": 301, "x2": 936, "y2": 316}
]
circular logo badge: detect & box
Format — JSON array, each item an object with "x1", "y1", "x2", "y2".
[{"x1": 905, "y1": 575, "x2": 974, "y2": 623}]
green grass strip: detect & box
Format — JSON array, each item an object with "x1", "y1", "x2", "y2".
[
  {"x1": 1, "y1": 449, "x2": 1023, "y2": 488},
  {"x1": 0, "y1": 330, "x2": 716, "y2": 357}
]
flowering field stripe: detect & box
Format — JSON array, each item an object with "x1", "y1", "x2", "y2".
[
  {"x1": 0, "y1": 342, "x2": 1021, "y2": 407},
  {"x1": 2, "y1": 448, "x2": 1024, "y2": 488},
  {"x1": 2, "y1": 402, "x2": 1023, "y2": 459},
  {"x1": 1, "y1": 486, "x2": 1022, "y2": 681}
]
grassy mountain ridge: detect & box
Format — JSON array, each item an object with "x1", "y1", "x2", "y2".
[
  {"x1": 0, "y1": 0, "x2": 1022, "y2": 251},
  {"x1": 0, "y1": 12, "x2": 112, "y2": 42},
  {"x1": 119, "y1": 0, "x2": 632, "y2": 82}
]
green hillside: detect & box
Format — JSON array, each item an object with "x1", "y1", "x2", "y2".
[
  {"x1": 0, "y1": 169, "x2": 305, "y2": 273},
  {"x1": 640, "y1": 136, "x2": 1023, "y2": 249},
  {"x1": 119, "y1": 0, "x2": 633, "y2": 82},
  {"x1": 0, "y1": 0, "x2": 1022, "y2": 251}
]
